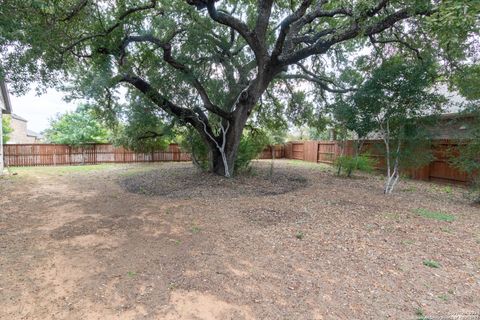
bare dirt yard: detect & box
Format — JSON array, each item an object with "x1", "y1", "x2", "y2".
[{"x1": 1, "y1": 160, "x2": 479, "y2": 320}]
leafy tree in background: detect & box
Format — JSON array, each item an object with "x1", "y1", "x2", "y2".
[
  {"x1": 334, "y1": 56, "x2": 445, "y2": 193},
  {"x1": 110, "y1": 96, "x2": 175, "y2": 152},
  {"x1": 2, "y1": 116, "x2": 12, "y2": 144},
  {"x1": 452, "y1": 65, "x2": 480, "y2": 101},
  {"x1": 44, "y1": 106, "x2": 110, "y2": 145},
  {"x1": 450, "y1": 104, "x2": 480, "y2": 203},
  {"x1": 0, "y1": 0, "x2": 477, "y2": 176}
]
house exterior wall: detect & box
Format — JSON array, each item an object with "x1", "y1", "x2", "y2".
[
  {"x1": 0, "y1": 94, "x2": 6, "y2": 112},
  {"x1": 428, "y1": 115, "x2": 476, "y2": 140},
  {"x1": 8, "y1": 116, "x2": 38, "y2": 144}
]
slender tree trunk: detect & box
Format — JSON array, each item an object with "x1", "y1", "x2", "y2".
[
  {"x1": 337, "y1": 131, "x2": 347, "y2": 176},
  {"x1": 384, "y1": 129, "x2": 402, "y2": 194}
]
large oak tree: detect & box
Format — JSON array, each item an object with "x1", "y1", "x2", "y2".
[{"x1": 0, "y1": 0, "x2": 477, "y2": 176}]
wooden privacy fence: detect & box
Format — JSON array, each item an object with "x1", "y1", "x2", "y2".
[
  {"x1": 3, "y1": 140, "x2": 474, "y2": 184},
  {"x1": 3, "y1": 143, "x2": 191, "y2": 167},
  {"x1": 282, "y1": 140, "x2": 472, "y2": 184},
  {"x1": 258, "y1": 145, "x2": 285, "y2": 159}
]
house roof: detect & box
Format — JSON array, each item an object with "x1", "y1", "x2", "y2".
[
  {"x1": 27, "y1": 130, "x2": 42, "y2": 138},
  {"x1": 427, "y1": 112, "x2": 477, "y2": 139},
  {"x1": 0, "y1": 81, "x2": 12, "y2": 114},
  {"x1": 11, "y1": 113, "x2": 28, "y2": 122}
]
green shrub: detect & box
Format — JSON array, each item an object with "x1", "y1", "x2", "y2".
[
  {"x1": 335, "y1": 153, "x2": 375, "y2": 177},
  {"x1": 234, "y1": 132, "x2": 269, "y2": 173},
  {"x1": 178, "y1": 129, "x2": 210, "y2": 171}
]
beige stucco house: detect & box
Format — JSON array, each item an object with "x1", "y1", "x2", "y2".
[{"x1": 7, "y1": 113, "x2": 43, "y2": 144}]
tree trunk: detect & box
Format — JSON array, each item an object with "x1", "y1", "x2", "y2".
[
  {"x1": 209, "y1": 131, "x2": 241, "y2": 177},
  {"x1": 199, "y1": 71, "x2": 275, "y2": 177}
]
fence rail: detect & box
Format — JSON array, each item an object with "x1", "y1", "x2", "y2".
[{"x1": 3, "y1": 143, "x2": 190, "y2": 167}]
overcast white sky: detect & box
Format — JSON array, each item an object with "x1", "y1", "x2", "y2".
[{"x1": 9, "y1": 89, "x2": 77, "y2": 133}]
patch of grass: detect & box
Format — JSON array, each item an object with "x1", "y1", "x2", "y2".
[
  {"x1": 442, "y1": 186, "x2": 453, "y2": 194},
  {"x1": 440, "y1": 227, "x2": 453, "y2": 234},
  {"x1": 438, "y1": 294, "x2": 448, "y2": 301},
  {"x1": 117, "y1": 165, "x2": 160, "y2": 177},
  {"x1": 423, "y1": 259, "x2": 440, "y2": 268},
  {"x1": 384, "y1": 212, "x2": 401, "y2": 220},
  {"x1": 126, "y1": 271, "x2": 137, "y2": 277},
  {"x1": 11, "y1": 163, "x2": 163, "y2": 177},
  {"x1": 415, "y1": 308, "x2": 425, "y2": 317},
  {"x1": 169, "y1": 238, "x2": 181, "y2": 245},
  {"x1": 0, "y1": 171, "x2": 28, "y2": 182},
  {"x1": 287, "y1": 160, "x2": 331, "y2": 171},
  {"x1": 414, "y1": 308, "x2": 432, "y2": 320},
  {"x1": 138, "y1": 186, "x2": 150, "y2": 195},
  {"x1": 430, "y1": 185, "x2": 454, "y2": 195},
  {"x1": 191, "y1": 226, "x2": 201, "y2": 233},
  {"x1": 402, "y1": 185, "x2": 418, "y2": 192},
  {"x1": 11, "y1": 164, "x2": 117, "y2": 175},
  {"x1": 295, "y1": 231, "x2": 304, "y2": 240},
  {"x1": 415, "y1": 208, "x2": 456, "y2": 222}
]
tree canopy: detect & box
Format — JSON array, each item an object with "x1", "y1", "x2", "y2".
[
  {"x1": 2, "y1": 116, "x2": 13, "y2": 144},
  {"x1": 44, "y1": 106, "x2": 110, "y2": 145},
  {"x1": 450, "y1": 105, "x2": 480, "y2": 203},
  {"x1": 0, "y1": 0, "x2": 478, "y2": 175},
  {"x1": 332, "y1": 55, "x2": 446, "y2": 193}
]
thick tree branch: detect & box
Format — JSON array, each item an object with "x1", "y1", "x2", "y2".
[
  {"x1": 276, "y1": 1, "x2": 353, "y2": 60},
  {"x1": 369, "y1": 34, "x2": 422, "y2": 59},
  {"x1": 280, "y1": 7, "x2": 432, "y2": 65},
  {"x1": 61, "y1": 0, "x2": 159, "y2": 53},
  {"x1": 296, "y1": 62, "x2": 347, "y2": 87},
  {"x1": 271, "y1": 0, "x2": 313, "y2": 61},
  {"x1": 255, "y1": 0, "x2": 275, "y2": 43},
  {"x1": 62, "y1": 0, "x2": 89, "y2": 21},
  {"x1": 118, "y1": 73, "x2": 218, "y2": 144},
  {"x1": 120, "y1": 34, "x2": 232, "y2": 120},
  {"x1": 198, "y1": 1, "x2": 267, "y2": 64},
  {"x1": 291, "y1": 1, "x2": 352, "y2": 30}
]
